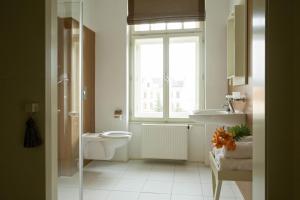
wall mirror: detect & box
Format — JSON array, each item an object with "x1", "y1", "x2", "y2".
[{"x1": 227, "y1": 0, "x2": 248, "y2": 86}]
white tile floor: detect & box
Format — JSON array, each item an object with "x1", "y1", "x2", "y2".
[{"x1": 58, "y1": 160, "x2": 244, "y2": 200}]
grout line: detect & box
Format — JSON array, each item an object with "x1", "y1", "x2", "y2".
[
  {"x1": 169, "y1": 164, "x2": 175, "y2": 200},
  {"x1": 137, "y1": 163, "x2": 151, "y2": 200}
]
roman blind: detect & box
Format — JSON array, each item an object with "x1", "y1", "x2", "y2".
[{"x1": 127, "y1": 0, "x2": 205, "y2": 25}]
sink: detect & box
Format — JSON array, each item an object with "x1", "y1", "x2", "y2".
[{"x1": 189, "y1": 109, "x2": 246, "y2": 126}]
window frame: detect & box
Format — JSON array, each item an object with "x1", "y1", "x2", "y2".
[{"x1": 129, "y1": 23, "x2": 205, "y2": 123}]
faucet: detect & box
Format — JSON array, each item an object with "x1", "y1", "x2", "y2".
[
  {"x1": 224, "y1": 94, "x2": 247, "y2": 113},
  {"x1": 223, "y1": 98, "x2": 235, "y2": 113}
]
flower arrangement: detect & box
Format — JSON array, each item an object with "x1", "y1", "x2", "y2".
[{"x1": 212, "y1": 124, "x2": 251, "y2": 151}]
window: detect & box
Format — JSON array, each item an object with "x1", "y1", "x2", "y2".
[{"x1": 130, "y1": 22, "x2": 204, "y2": 121}]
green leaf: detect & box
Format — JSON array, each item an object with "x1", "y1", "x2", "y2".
[{"x1": 228, "y1": 124, "x2": 251, "y2": 141}]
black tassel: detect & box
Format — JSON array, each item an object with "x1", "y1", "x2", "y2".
[{"x1": 24, "y1": 117, "x2": 42, "y2": 148}]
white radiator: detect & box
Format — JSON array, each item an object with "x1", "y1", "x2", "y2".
[{"x1": 141, "y1": 124, "x2": 189, "y2": 160}]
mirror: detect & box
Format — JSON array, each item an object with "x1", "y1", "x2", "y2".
[{"x1": 227, "y1": 0, "x2": 248, "y2": 86}]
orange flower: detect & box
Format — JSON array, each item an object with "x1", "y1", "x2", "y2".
[
  {"x1": 212, "y1": 133, "x2": 224, "y2": 148},
  {"x1": 212, "y1": 127, "x2": 237, "y2": 151},
  {"x1": 225, "y1": 139, "x2": 236, "y2": 151}
]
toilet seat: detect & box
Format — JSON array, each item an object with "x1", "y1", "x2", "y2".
[{"x1": 101, "y1": 131, "x2": 132, "y2": 138}]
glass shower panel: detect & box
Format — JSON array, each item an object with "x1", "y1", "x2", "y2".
[
  {"x1": 57, "y1": 1, "x2": 81, "y2": 200},
  {"x1": 82, "y1": 1, "x2": 97, "y2": 198}
]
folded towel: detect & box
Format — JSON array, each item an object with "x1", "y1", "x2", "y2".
[
  {"x1": 217, "y1": 157, "x2": 252, "y2": 171},
  {"x1": 240, "y1": 136, "x2": 253, "y2": 142},
  {"x1": 224, "y1": 141, "x2": 252, "y2": 159},
  {"x1": 213, "y1": 147, "x2": 252, "y2": 171},
  {"x1": 213, "y1": 147, "x2": 224, "y2": 159}
]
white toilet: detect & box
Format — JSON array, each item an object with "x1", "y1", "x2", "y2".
[{"x1": 82, "y1": 131, "x2": 132, "y2": 160}]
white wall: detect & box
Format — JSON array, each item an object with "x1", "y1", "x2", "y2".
[
  {"x1": 83, "y1": 0, "x2": 229, "y2": 161},
  {"x1": 83, "y1": 0, "x2": 128, "y2": 132},
  {"x1": 83, "y1": 0, "x2": 128, "y2": 161},
  {"x1": 203, "y1": 0, "x2": 229, "y2": 164},
  {"x1": 205, "y1": 0, "x2": 229, "y2": 109}
]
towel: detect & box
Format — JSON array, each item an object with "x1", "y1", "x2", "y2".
[
  {"x1": 224, "y1": 142, "x2": 252, "y2": 159},
  {"x1": 217, "y1": 157, "x2": 252, "y2": 171},
  {"x1": 212, "y1": 147, "x2": 252, "y2": 171},
  {"x1": 240, "y1": 136, "x2": 253, "y2": 142},
  {"x1": 24, "y1": 117, "x2": 42, "y2": 148},
  {"x1": 213, "y1": 141, "x2": 252, "y2": 159}
]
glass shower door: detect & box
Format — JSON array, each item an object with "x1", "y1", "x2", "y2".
[{"x1": 57, "y1": 1, "x2": 82, "y2": 200}]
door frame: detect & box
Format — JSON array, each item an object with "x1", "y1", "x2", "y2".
[
  {"x1": 252, "y1": 0, "x2": 266, "y2": 199},
  {"x1": 45, "y1": 0, "x2": 58, "y2": 199}
]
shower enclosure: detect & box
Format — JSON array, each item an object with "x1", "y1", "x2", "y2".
[
  {"x1": 57, "y1": 1, "x2": 81, "y2": 199},
  {"x1": 57, "y1": 1, "x2": 95, "y2": 199}
]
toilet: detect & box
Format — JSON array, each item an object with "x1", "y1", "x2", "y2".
[{"x1": 83, "y1": 131, "x2": 132, "y2": 160}]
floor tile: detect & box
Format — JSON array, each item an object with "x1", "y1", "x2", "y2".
[
  {"x1": 58, "y1": 160, "x2": 245, "y2": 200},
  {"x1": 58, "y1": 187, "x2": 79, "y2": 200},
  {"x1": 149, "y1": 171, "x2": 174, "y2": 181},
  {"x1": 139, "y1": 193, "x2": 171, "y2": 200},
  {"x1": 201, "y1": 184, "x2": 213, "y2": 197},
  {"x1": 175, "y1": 164, "x2": 199, "y2": 171},
  {"x1": 84, "y1": 176, "x2": 119, "y2": 190},
  {"x1": 84, "y1": 171, "x2": 123, "y2": 180},
  {"x1": 114, "y1": 178, "x2": 146, "y2": 192},
  {"x1": 203, "y1": 198, "x2": 238, "y2": 200},
  {"x1": 142, "y1": 180, "x2": 173, "y2": 194},
  {"x1": 199, "y1": 171, "x2": 212, "y2": 184},
  {"x1": 58, "y1": 175, "x2": 80, "y2": 188},
  {"x1": 172, "y1": 181, "x2": 202, "y2": 196},
  {"x1": 85, "y1": 161, "x2": 129, "y2": 173},
  {"x1": 174, "y1": 171, "x2": 201, "y2": 183},
  {"x1": 171, "y1": 194, "x2": 204, "y2": 200},
  {"x1": 107, "y1": 191, "x2": 139, "y2": 200},
  {"x1": 220, "y1": 185, "x2": 236, "y2": 198},
  {"x1": 122, "y1": 170, "x2": 151, "y2": 181},
  {"x1": 83, "y1": 189, "x2": 110, "y2": 200},
  {"x1": 152, "y1": 165, "x2": 175, "y2": 172}
]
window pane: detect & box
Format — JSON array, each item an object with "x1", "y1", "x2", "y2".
[
  {"x1": 167, "y1": 22, "x2": 182, "y2": 30},
  {"x1": 183, "y1": 21, "x2": 200, "y2": 29},
  {"x1": 134, "y1": 38, "x2": 164, "y2": 118},
  {"x1": 150, "y1": 23, "x2": 166, "y2": 31},
  {"x1": 169, "y1": 37, "x2": 199, "y2": 118},
  {"x1": 134, "y1": 24, "x2": 150, "y2": 31}
]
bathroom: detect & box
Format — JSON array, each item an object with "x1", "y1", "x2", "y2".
[
  {"x1": 57, "y1": 0, "x2": 252, "y2": 200},
  {"x1": 3, "y1": 0, "x2": 300, "y2": 199}
]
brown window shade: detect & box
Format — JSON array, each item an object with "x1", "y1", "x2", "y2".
[{"x1": 127, "y1": 0, "x2": 205, "y2": 25}]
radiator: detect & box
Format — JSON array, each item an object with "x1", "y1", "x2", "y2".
[{"x1": 141, "y1": 124, "x2": 188, "y2": 160}]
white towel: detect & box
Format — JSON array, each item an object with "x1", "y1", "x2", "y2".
[
  {"x1": 240, "y1": 136, "x2": 253, "y2": 142},
  {"x1": 213, "y1": 147, "x2": 225, "y2": 159},
  {"x1": 218, "y1": 157, "x2": 252, "y2": 171},
  {"x1": 224, "y1": 141, "x2": 252, "y2": 159}
]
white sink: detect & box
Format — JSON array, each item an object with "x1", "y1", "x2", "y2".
[{"x1": 189, "y1": 109, "x2": 246, "y2": 126}]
